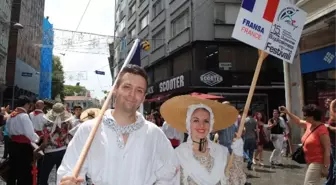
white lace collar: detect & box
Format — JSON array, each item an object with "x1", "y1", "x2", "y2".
[{"x1": 103, "y1": 109, "x2": 145, "y2": 148}]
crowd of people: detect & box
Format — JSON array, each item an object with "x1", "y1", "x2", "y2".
[
  {"x1": 0, "y1": 64, "x2": 334, "y2": 185},
  {"x1": 0, "y1": 97, "x2": 98, "y2": 185}
]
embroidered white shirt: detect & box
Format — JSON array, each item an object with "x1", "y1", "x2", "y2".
[
  {"x1": 57, "y1": 109, "x2": 179, "y2": 185},
  {"x1": 29, "y1": 109, "x2": 47, "y2": 131},
  {"x1": 7, "y1": 108, "x2": 40, "y2": 143}
]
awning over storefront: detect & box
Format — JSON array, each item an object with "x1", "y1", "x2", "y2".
[
  {"x1": 190, "y1": 92, "x2": 224, "y2": 100},
  {"x1": 145, "y1": 94, "x2": 171, "y2": 103},
  {"x1": 301, "y1": 45, "x2": 335, "y2": 74},
  {"x1": 145, "y1": 70, "x2": 284, "y2": 101}
]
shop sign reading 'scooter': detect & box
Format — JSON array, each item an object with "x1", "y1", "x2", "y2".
[
  {"x1": 200, "y1": 71, "x2": 223, "y2": 86},
  {"x1": 159, "y1": 75, "x2": 184, "y2": 93}
]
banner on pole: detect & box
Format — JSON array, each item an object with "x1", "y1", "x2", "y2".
[{"x1": 232, "y1": 0, "x2": 307, "y2": 63}]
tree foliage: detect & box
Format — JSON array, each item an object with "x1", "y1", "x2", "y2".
[
  {"x1": 51, "y1": 56, "x2": 65, "y2": 101},
  {"x1": 64, "y1": 84, "x2": 88, "y2": 96}
]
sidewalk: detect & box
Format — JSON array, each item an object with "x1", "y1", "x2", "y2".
[{"x1": 245, "y1": 150, "x2": 325, "y2": 185}]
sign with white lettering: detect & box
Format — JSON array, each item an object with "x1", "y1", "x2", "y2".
[
  {"x1": 232, "y1": 0, "x2": 306, "y2": 63},
  {"x1": 146, "y1": 86, "x2": 154, "y2": 95},
  {"x1": 200, "y1": 71, "x2": 223, "y2": 86},
  {"x1": 159, "y1": 75, "x2": 185, "y2": 93}
]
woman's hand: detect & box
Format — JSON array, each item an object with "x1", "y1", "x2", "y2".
[
  {"x1": 279, "y1": 106, "x2": 289, "y2": 114},
  {"x1": 231, "y1": 138, "x2": 244, "y2": 157}
]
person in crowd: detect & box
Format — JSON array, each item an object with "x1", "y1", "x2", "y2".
[
  {"x1": 324, "y1": 98, "x2": 332, "y2": 122},
  {"x1": 280, "y1": 113, "x2": 293, "y2": 157},
  {"x1": 268, "y1": 109, "x2": 286, "y2": 166},
  {"x1": 160, "y1": 95, "x2": 246, "y2": 185},
  {"x1": 34, "y1": 103, "x2": 73, "y2": 185},
  {"x1": 243, "y1": 110, "x2": 258, "y2": 170},
  {"x1": 253, "y1": 112, "x2": 267, "y2": 166},
  {"x1": 161, "y1": 121, "x2": 184, "y2": 148},
  {"x1": 1, "y1": 106, "x2": 10, "y2": 159},
  {"x1": 7, "y1": 95, "x2": 40, "y2": 185},
  {"x1": 57, "y1": 64, "x2": 178, "y2": 185},
  {"x1": 325, "y1": 99, "x2": 336, "y2": 185},
  {"x1": 71, "y1": 104, "x2": 82, "y2": 128},
  {"x1": 216, "y1": 101, "x2": 238, "y2": 153},
  {"x1": 29, "y1": 100, "x2": 47, "y2": 137},
  {"x1": 69, "y1": 108, "x2": 100, "y2": 136},
  {"x1": 280, "y1": 105, "x2": 330, "y2": 185}
]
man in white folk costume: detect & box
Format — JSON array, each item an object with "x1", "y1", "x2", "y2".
[
  {"x1": 7, "y1": 95, "x2": 40, "y2": 185},
  {"x1": 160, "y1": 95, "x2": 246, "y2": 185},
  {"x1": 57, "y1": 64, "x2": 179, "y2": 185},
  {"x1": 29, "y1": 100, "x2": 47, "y2": 138}
]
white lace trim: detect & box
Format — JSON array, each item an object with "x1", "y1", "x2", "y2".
[{"x1": 103, "y1": 114, "x2": 144, "y2": 148}]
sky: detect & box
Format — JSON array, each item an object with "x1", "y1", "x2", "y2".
[{"x1": 44, "y1": 0, "x2": 115, "y2": 100}]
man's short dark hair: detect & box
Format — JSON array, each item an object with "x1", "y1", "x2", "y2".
[
  {"x1": 273, "y1": 109, "x2": 280, "y2": 114},
  {"x1": 17, "y1": 95, "x2": 33, "y2": 107},
  {"x1": 116, "y1": 64, "x2": 148, "y2": 87},
  {"x1": 302, "y1": 104, "x2": 322, "y2": 121},
  {"x1": 73, "y1": 104, "x2": 83, "y2": 110}
]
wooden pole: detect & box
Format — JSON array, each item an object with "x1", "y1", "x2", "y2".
[
  {"x1": 72, "y1": 39, "x2": 141, "y2": 177},
  {"x1": 225, "y1": 50, "x2": 268, "y2": 176}
]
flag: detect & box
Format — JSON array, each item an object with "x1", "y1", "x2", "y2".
[
  {"x1": 242, "y1": 0, "x2": 280, "y2": 23},
  {"x1": 129, "y1": 40, "x2": 141, "y2": 66}
]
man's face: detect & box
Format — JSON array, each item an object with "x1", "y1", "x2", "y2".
[
  {"x1": 273, "y1": 110, "x2": 279, "y2": 118},
  {"x1": 74, "y1": 108, "x2": 82, "y2": 117},
  {"x1": 114, "y1": 73, "x2": 146, "y2": 113}
]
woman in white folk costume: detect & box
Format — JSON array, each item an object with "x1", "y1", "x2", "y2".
[{"x1": 160, "y1": 95, "x2": 246, "y2": 185}]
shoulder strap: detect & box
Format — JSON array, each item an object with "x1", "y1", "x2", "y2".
[{"x1": 302, "y1": 124, "x2": 324, "y2": 145}]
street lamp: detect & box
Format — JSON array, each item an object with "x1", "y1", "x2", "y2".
[
  {"x1": 12, "y1": 22, "x2": 24, "y2": 30},
  {"x1": 10, "y1": 22, "x2": 24, "y2": 108}
]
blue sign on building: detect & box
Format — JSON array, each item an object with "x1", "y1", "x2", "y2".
[
  {"x1": 39, "y1": 17, "x2": 54, "y2": 99},
  {"x1": 301, "y1": 45, "x2": 336, "y2": 74},
  {"x1": 95, "y1": 70, "x2": 105, "y2": 75}
]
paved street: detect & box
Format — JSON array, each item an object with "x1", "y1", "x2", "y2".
[
  {"x1": 0, "y1": 144, "x2": 326, "y2": 185},
  {"x1": 244, "y1": 150, "x2": 324, "y2": 185}
]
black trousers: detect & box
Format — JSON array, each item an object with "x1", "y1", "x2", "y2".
[
  {"x1": 3, "y1": 136, "x2": 10, "y2": 158},
  {"x1": 38, "y1": 150, "x2": 66, "y2": 185},
  {"x1": 8, "y1": 142, "x2": 33, "y2": 185}
]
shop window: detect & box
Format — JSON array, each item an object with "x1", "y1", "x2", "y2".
[
  {"x1": 128, "y1": 27, "x2": 136, "y2": 39},
  {"x1": 129, "y1": 3, "x2": 136, "y2": 16},
  {"x1": 173, "y1": 52, "x2": 192, "y2": 75},
  {"x1": 118, "y1": 18, "x2": 125, "y2": 33},
  {"x1": 214, "y1": 3, "x2": 240, "y2": 24},
  {"x1": 139, "y1": 13, "x2": 149, "y2": 31},
  {"x1": 205, "y1": 45, "x2": 219, "y2": 70},
  {"x1": 152, "y1": 29, "x2": 165, "y2": 50},
  {"x1": 171, "y1": 11, "x2": 189, "y2": 38},
  {"x1": 153, "y1": 0, "x2": 164, "y2": 18}
]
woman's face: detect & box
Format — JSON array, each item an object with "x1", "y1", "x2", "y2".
[
  {"x1": 190, "y1": 108, "x2": 211, "y2": 140},
  {"x1": 257, "y1": 113, "x2": 262, "y2": 119}
]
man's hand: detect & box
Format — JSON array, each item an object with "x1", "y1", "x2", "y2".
[
  {"x1": 321, "y1": 166, "x2": 329, "y2": 177},
  {"x1": 59, "y1": 176, "x2": 84, "y2": 185}
]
